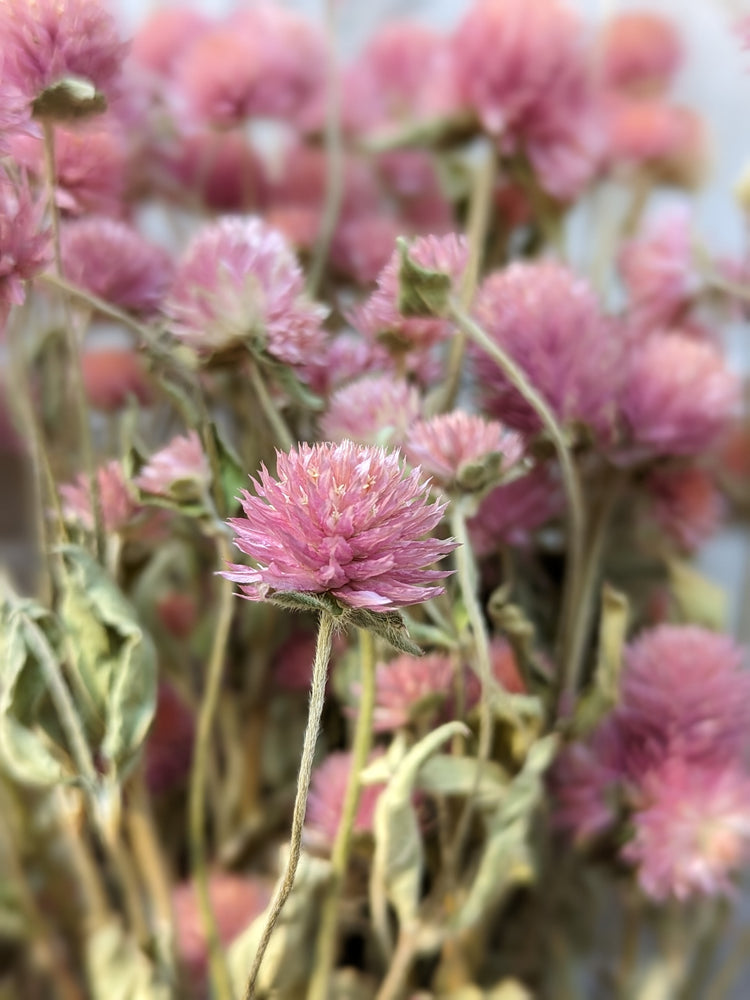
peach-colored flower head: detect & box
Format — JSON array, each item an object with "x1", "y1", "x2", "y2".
[
  {"x1": 468, "y1": 465, "x2": 563, "y2": 555},
  {"x1": 224, "y1": 441, "x2": 457, "y2": 612},
  {"x1": 354, "y1": 233, "x2": 468, "y2": 351},
  {"x1": 131, "y1": 7, "x2": 210, "y2": 79},
  {"x1": 600, "y1": 12, "x2": 682, "y2": 96},
  {"x1": 321, "y1": 375, "x2": 421, "y2": 448},
  {"x1": 81, "y1": 349, "x2": 153, "y2": 412},
  {"x1": 61, "y1": 217, "x2": 173, "y2": 316},
  {"x1": 605, "y1": 98, "x2": 707, "y2": 186},
  {"x1": 136, "y1": 432, "x2": 210, "y2": 502},
  {"x1": 304, "y1": 750, "x2": 386, "y2": 851},
  {"x1": 0, "y1": 0, "x2": 127, "y2": 108},
  {"x1": 60, "y1": 459, "x2": 138, "y2": 534},
  {"x1": 645, "y1": 465, "x2": 723, "y2": 552},
  {"x1": 473, "y1": 261, "x2": 618, "y2": 440},
  {"x1": 164, "y1": 216, "x2": 327, "y2": 374},
  {"x1": 405, "y1": 410, "x2": 524, "y2": 493},
  {"x1": 0, "y1": 170, "x2": 50, "y2": 333},
  {"x1": 618, "y1": 332, "x2": 740, "y2": 458},
  {"x1": 372, "y1": 652, "x2": 455, "y2": 732}
]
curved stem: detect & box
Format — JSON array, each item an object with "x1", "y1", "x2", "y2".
[
  {"x1": 247, "y1": 363, "x2": 295, "y2": 452},
  {"x1": 244, "y1": 611, "x2": 335, "y2": 1000},
  {"x1": 373, "y1": 925, "x2": 421, "y2": 1000},
  {"x1": 188, "y1": 529, "x2": 236, "y2": 1000},
  {"x1": 447, "y1": 301, "x2": 586, "y2": 706},
  {"x1": 307, "y1": 628, "x2": 376, "y2": 1000}
]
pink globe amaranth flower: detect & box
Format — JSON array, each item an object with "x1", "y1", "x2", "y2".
[
  {"x1": 304, "y1": 750, "x2": 386, "y2": 851},
  {"x1": 623, "y1": 758, "x2": 750, "y2": 901},
  {"x1": 130, "y1": 8, "x2": 211, "y2": 79},
  {"x1": 321, "y1": 375, "x2": 421, "y2": 448},
  {"x1": 145, "y1": 682, "x2": 195, "y2": 796},
  {"x1": 224, "y1": 441, "x2": 457, "y2": 612},
  {"x1": 330, "y1": 214, "x2": 406, "y2": 287},
  {"x1": 618, "y1": 332, "x2": 741, "y2": 458},
  {"x1": 405, "y1": 410, "x2": 524, "y2": 493},
  {"x1": 599, "y1": 12, "x2": 682, "y2": 97},
  {"x1": 604, "y1": 98, "x2": 708, "y2": 186},
  {"x1": 645, "y1": 464, "x2": 723, "y2": 552},
  {"x1": 0, "y1": 0, "x2": 127, "y2": 109},
  {"x1": 372, "y1": 652, "x2": 456, "y2": 732},
  {"x1": 377, "y1": 151, "x2": 454, "y2": 236},
  {"x1": 81, "y1": 348, "x2": 153, "y2": 412},
  {"x1": 550, "y1": 734, "x2": 622, "y2": 843},
  {"x1": 61, "y1": 217, "x2": 173, "y2": 316},
  {"x1": 174, "y1": 873, "x2": 271, "y2": 990},
  {"x1": 177, "y1": 5, "x2": 326, "y2": 129},
  {"x1": 59, "y1": 459, "x2": 139, "y2": 534},
  {"x1": 619, "y1": 205, "x2": 700, "y2": 329},
  {"x1": 321, "y1": 333, "x2": 393, "y2": 393},
  {"x1": 354, "y1": 233, "x2": 469, "y2": 351},
  {"x1": 469, "y1": 637, "x2": 527, "y2": 699},
  {"x1": 0, "y1": 171, "x2": 51, "y2": 333},
  {"x1": 0, "y1": 77, "x2": 31, "y2": 155},
  {"x1": 472, "y1": 261, "x2": 619, "y2": 440},
  {"x1": 468, "y1": 465, "x2": 563, "y2": 555},
  {"x1": 135, "y1": 432, "x2": 210, "y2": 501},
  {"x1": 164, "y1": 216, "x2": 327, "y2": 373}
]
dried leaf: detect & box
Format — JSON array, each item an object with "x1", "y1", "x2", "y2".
[
  {"x1": 345, "y1": 607, "x2": 423, "y2": 656},
  {"x1": 415, "y1": 755, "x2": 508, "y2": 806},
  {"x1": 397, "y1": 237, "x2": 452, "y2": 319},
  {"x1": 667, "y1": 558, "x2": 727, "y2": 631},
  {"x1": 86, "y1": 921, "x2": 170, "y2": 1000},
  {"x1": 572, "y1": 584, "x2": 629, "y2": 737}
]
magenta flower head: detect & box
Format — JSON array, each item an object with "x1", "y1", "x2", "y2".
[
  {"x1": 405, "y1": 410, "x2": 524, "y2": 494},
  {"x1": 468, "y1": 465, "x2": 564, "y2": 555},
  {"x1": 645, "y1": 464, "x2": 723, "y2": 553},
  {"x1": 223, "y1": 441, "x2": 456, "y2": 614},
  {"x1": 618, "y1": 331, "x2": 741, "y2": 458},
  {"x1": 0, "y1": 0, "x2": 127, "y2": 117},
  {"x1": 164, "y1": 216, "x2": 327, "y2": 375},
  {"x1": 321, "y1": 375, "x2": 421, "y2": 448},
  {"x1": 472, "y1": 261, "x2": 618, "y2": 441},
  {"x1": 135, "y1": 432, "x2": 211, "y2": 503},
  {"x1": 304, "y1": 750, "x2": 386, "y2": 852},
  {"x1": 61, "y1": 217, "x2": 173, "y2": 316},
  {"x1": 59, "y1": 459, "x2": 139, "y2": 534},
  {"x1": 372, "y1": 652, "x2": 456, "y2": 732},
  {"x1": 0, "y1": 170, "x2": 50, "y2": 333}
]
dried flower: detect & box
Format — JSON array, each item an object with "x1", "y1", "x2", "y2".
[
  {"x1": 605, "y1": 98, "x2": 707, "y2": 187},
  {"x1": 0, "y1": 79, "x2": 30, "y2": 155},
  {"x1": 468, "y1": 465, "x2": 563, "y2": 555},
  {"x1": 61, "y1": 217, "x2": 173, "y2": 316},
  {"x1": 600, "y1": 12, "x2": 682, "y2": 97},
  {"x1": 646, "y1": 465, "x2": 723, "y2": 552},
  {"x1": 0, "y1": 171, "x2": 50, "y2": 333},
  {"x1": 618, "y1": 331, "x2": 740, "y2": 458},
  {"x1": 164, "y1": 216, "x2": 327, "y2": 373},
  {"x1": 131, "y1": 7, "x2": 210, "y2": 79},
  {"x1": 304, "y1": 750, "x2": 386, "y2": 850},
  {"x1": 59, "y1": 459, "x2": 138, "y2": 534},
  {"x1": 145, "y1": 682, "x2": 195, "y2": 796},
  {"x1": 405, "y1": 410, "x2": 524, "y2": 493},
  {"x1": 81, "y1": 348, "x2": 153, "y2": 411},
  {"x1": 224, "y1": 441, "x2": 456, "y2": 612},
  {"x1": 321, "y1": 375, "x2": 421, "y2": 448},
  {"x1": 136, "y1": 432, "x2": 210, "y2": 502},
  {"x1": 372, "y1": 652, "x2": 455, "y2": 732},
  {"x1": 473, "y1": 261, "x2": 618, "y2": 440}
]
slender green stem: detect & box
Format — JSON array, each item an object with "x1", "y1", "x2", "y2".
[
  {"x1": 448, "y1": 301, "x2": 586, "y2": 705},
  {"x1": 307, "y1": 628, "x2": 376, "y2": 1000},
  {"x1": 247, "y1": 363, "x2": 295, "y2": 452},
  {"x1": 244, "y1": 611, "x2": 335, "y2": 1000},
  {"x1": 188, "y1": 529, "x2": 236, "y2": 1000}
]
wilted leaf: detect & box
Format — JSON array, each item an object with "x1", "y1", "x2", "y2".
[
  {"x1": 415, "y1": 755, "x2": 508, "y2": 806},
  {"x1": 572, "y1": 584, "x2": 629, "y2": 737},
  {"x1": 397, "y1": 237, "x2": 452, "y2": 319},
  {"x1": 667, "y1": 558, "x2": 727, "y2": 630},
  {"x1": 86, "y1": 921, "x2": 171, "y2": 1000},
  {"x1": 346, "y1": 607, "x2": 423, "y2": 656}
]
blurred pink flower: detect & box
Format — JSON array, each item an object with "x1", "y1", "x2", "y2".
[
  {"x1": 164, "y1": 216, "x2": 327, "y2": 373},
  {"x1": 224, "y1": 441, "x2": 456, "y2": 612},
  {"x1": 321, "y1": 375, "x2": 421, "y2": 447},
  {"x1": 405, "y1": 410, "x2": 524, "y2": 492},
  {"x1": 330, "y1": 214, "x2": 405, "y2": 286},
  {"x1": 550, "y1": 736, "x2": 622, "y2": 842},
  {"x1": 624, "y1": 758, "x2": 750, "y2": 901},
  {"x1": 467, "y1": 637, "x2": 527, "y2": 702},
  {"x1": 61, "y1": 217, "x2": 173, "y2": 316},
  {"x1": 145, "y1": 682, "x2": 195, "y2": 796},
  {"x1": 81, "y1": 349, "x2": 153, "y2": 411},
  {"x1": 0, "y1": 0, "x2": 127, "y2": 106},
  {"x1": 599, "y1": 12, "x2": 682, "y2": 96},
  {"x1": 0, "y1": 171, "x2": 50, "y2": 333},
  {"x1": 646, "y1": 464, "x2": 723, "y2": 552},
  {"x1": 372, "y1": 652, "x2": 455, "y2": 732},
  {"x1": 605, "y1": 98, "x2": 707, "y2": 186},
  {"x1": 322, "y1": 333, "x2": 393, "y2": 392},
  {"x1": 468, "y1": 465, "x2": 563, "y2": 555},
  {"x1": 354, "y1": 233, "x2": 468, "y2": 350},
  {"x1": 131, "y1": 8, "x2": 211, "y2": 79},
  {"x1": 0, "y1": 79, "x2": 31, "y2": 155},
  {"x1": 136, "y1": 432, "x2": 210, "y2": 501},
  {"x1": 60, "y1": 459, "x2": 138, "y2": 534},
  {"x1": 304, "y1": 750, "x2": 386, "y2": 850},
  {"x1": 618, "y1": 331, "x2": 740, "y2": 458},
  {"x1": 473, "y1": 261, "x2": 618, "y2": 440}
]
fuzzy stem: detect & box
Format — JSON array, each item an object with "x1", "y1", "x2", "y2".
[
  {"x1": 41, "y1": 122, "x2": 105, "y2": 565},
  {"x1": 447, "y1": 301, "x2": 586, "y2": 705},
  {"x1": 188, "y1": 528, "x2": 236, "y2": 1000},
  {"x1": 247, "y1": 363, "x2": 295, "y2": 452},
  {"x1": 244, "y1": 611, "x2": 336, "y2": 1000},
  {"x1": 307, "y1": 628, "x2": 376, "y2": 1000}
]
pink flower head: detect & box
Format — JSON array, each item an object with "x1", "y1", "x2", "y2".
[
  {"x1": 619, "y1": 205, "x2": 699, "y2": 329},
  {"x1": 468, "y1": 465, "x2": 563, "y2": 555},
  {"x1": 59, "y1": 459, "x2": 138, "y2": 534},
  {"x1": 473, "y1": 261, "x2": 618, "y2": 440},
  {"x1": 618, "y1": 332, "x2": 740, "y2": 458},
  {"x1": 321, "y1": 375, "x2": 421, "y2": 448},
  {"x1": 81, "y1": 349, "x2": 153, "y2": 412},
  {"x1": 174, "y1": 874, "x2": 271, "y2": 988},
  {"x1": 354, "y1": 233, "x2": 468, "y2": 351},
  {"x1": 623, "y1": 758, "x2": 750, "y2": 901},
  {"x1": 145, "y1": 682, "x2": 195, "y2": 796},
  {"x1": 322, "y1": 333, "x2": 393, "y2": 392},
  {"x1": 304, "y1": 750, "x2": 386, "y2": 850},
  {"x1": 0, "y1": 171, "x2": 50, "y2": 332},
  {"x1": 405, "y1": 410, "x2": 524, "y2": 492},
  {"x1": 605, "y1": 98, "x2": 707, "y2": 186},
  {"x1": 224, "y1": 441, "x2": 457, "y2": 612},
  {"x1": 135, "y1": 432, "x2": 210, "y2": 502},
  {"x1": 164, "y1": 216, "x2": 327, "y2": 372},
  {"x1": 61, "y1": 217, "x2": 173, "y2": 316},
  {"x1": 0, "y1": 0, "x2": 127, "y2": 109},
  {"x1": 646, "y1": 464, "x2": 723, "y2": 552},
  {"x1": 330, "y1": 214, "x2": 406, "y2": 287},
  {"x1": 130, "y1": 8, "x2": 210, "y2": 79},
  {"x1": 372, "y1": 652, "x2": 455, "y2": 732},
  {"x1": 177, "y1": 5, "x2": 326, "y2": 129},
  {"x1": 550, "y1": 734, "x2": 622, "y2": 842},
  {"x1": 600, "y1": 12, "x2": 683, "y2": 96},
  {"x1": 0, "y1": 78, "x2": 31, "y2": 155}
]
